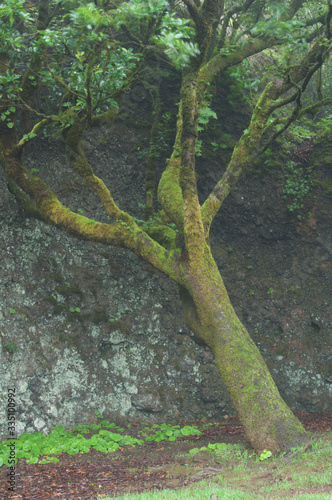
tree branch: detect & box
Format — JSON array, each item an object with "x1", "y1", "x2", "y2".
[
  {"x1": 63, "y1": 121, "x2": 128, "y2": 222},
  {"x1": 283, "y1": 0, "x2": 307, "y2": 21},
  {"x1": 326, "y1": 0, "x2": 332, "y2": 39},
  {"x1": 16, "y1": 119, "x2": 52, "y2": 152},
  {"x1": 4, "y1": 147, "x2": 183, "y2": 284},
  {"x1": 201, "y1": 25, "x2": 332, "y2": 233},
  {"x1": 257, "y1": 96, "x2": 332, "y2": 158},
  {"x1": 183, "y1": 0, "x2": 202, "y2": 26},
  {"x1": 120, "y1": 23, "x2": 143, "y2": 47}
]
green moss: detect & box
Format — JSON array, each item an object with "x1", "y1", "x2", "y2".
[
  {"x1": 91, "y1": 107, "x2": 118, "y2": 126},
  {"x1": 99, "y1": 251, "x2": 110, "y2": 259},
  {"x1": 3, "y1": 341, "x2": 19, "y2": 355},
  {"x1": 53, "y1": 304, "x2": 66, "y2": 314},
  {"x1": 100, "y1": 347, "x2": 112, "y2": 360},
  {"x1": 157, "y1": 156, "x2": 184, "y2": 232},
  {"x1": 314, "y1": 179, "x2": 332, "y2": 197},
  {"x1": 63, "y1": 119, "x2": 85, "y2": 150},
  {"x1": 57, "y1": 331, "x2": 87, "y2": 360},
  {"x1": 143, "y1": 225, "x2": 177, "y2": 250},
  {"x1": 320, "y1": 359, "x2": 332, "y2": 379},
  {"x1": 43, "y1": 295, "x2": 58, "y2": 306},
  {"x1": 50, "y1": 273, "x2": 63, "y2": 283},
  {"x1": 84, "y1": 307, "x2": 109, "y2": 324},
  {"x1": 108, "y1": 321, "x2": 130, "y2": 335},
  {"x1": 57, "y1": 284, "x2": 83, "y2": 298},
  {"x1": 157, "y1": 385, "x2": 166, "y2": 402},
  {"x1": 173, "y1": 359, "x2": 181, "y2": 371}
]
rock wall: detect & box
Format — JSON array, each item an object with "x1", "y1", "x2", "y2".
[{"x1": 0, "y1": 118, "x2": 331, "y2": 439}]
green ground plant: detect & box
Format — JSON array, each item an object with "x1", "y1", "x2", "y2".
[
  {"x1": 4, "y1": 341, "x2": 19, "y2": 353},
  {"x1": 99, "y1": 434, "x2": 332, "y2": 500},
  {"x1": 139, "y1": 423, "x2": 202, "y2": 442},
  {"x1": 0, "y1": 422, "x2": 201, "y2": 466},
  {"x1": 0, "y1": 421, "x2": 143, "y2": 466},
  {"x1": 1, "y1": 422, "x2": 331, "y2": 499},
  {"x1": 282, "y1": 160, "x2": 313, "y2": 216},
  {"x1": 102, "y1": 487, "x2": 332, "y2": 500}
]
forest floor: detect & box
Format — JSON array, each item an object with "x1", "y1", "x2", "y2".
[{"x1": 1, "y1": 412, "x2": 332, "y2": 500}]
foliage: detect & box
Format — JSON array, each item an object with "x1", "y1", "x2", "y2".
[
  {"x1": 188, "y1": 441, "x2": 255, "y2": 465},
  {"x1": 315, "y1": 114, "x2": 332, "y2": 135},
  {"x1": 0, "y1": 421, "x2": 201, "y2": 466},
  {"x1": 0, "y1": 422, "x2": 141, "y2": 466},
  {"x1": 69, "y1": 306, "x2": 80, "y2": 313},
  {"x1": 188, "y1": 441, "x2": 231, "y2": 455},
  {"x1": 0, "y1": 0, "x2": 140, "y2": 133},
  {"x1": 259, "y1": 449, "x2": 273, "y2": 460},
  {"x1": 227, "y1": 61, "x2": 261, "y2": 108},
  {"x1": 153, "y1": 13, "x2": 200, "y2": 69},
  {"x1": 197, "y1": 106, "x2": 217, "y2": 131},
  {"x1": 153, "y1": 111, "x2": 175, "y2": 158},
  {"x1": 4, "y1": 341, "x2": 19, "y2": 353},
  {"x1": 139, "y1": 423, "x2": 201, "y2": 442},
  {"x1": 98, "y1": 434, "x2": 332, "y2": 500},
  {"x1": 117, "y1": 1, "x2": 200, "y2": 69},
  {"x1": 116, "y1": 0, "x2": 169, "y2": 22},
  {"x1": 40, "y1": 5, "x2": 139, "y2": 115},
  {"x1": 282, "y1": 160, "x2": 312, "y2": 215}
]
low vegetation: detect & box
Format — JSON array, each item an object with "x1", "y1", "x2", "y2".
[
  {"x1": 1, "y1": 421, "x2": 332, "y2": 499},
  {"x1": 0, "y1": 421, "x2": 202, "y2": 466},
  {"x1": 104, "y1": 432, "x2": 332, "y2": 499}
]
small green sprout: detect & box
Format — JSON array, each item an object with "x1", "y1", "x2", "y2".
[
  {"x1": 259, "y1": 449, "x2": 272, "y2": 461},
  {"x1": 69, "y1": 307, "x2": 81, "y2": 313}
]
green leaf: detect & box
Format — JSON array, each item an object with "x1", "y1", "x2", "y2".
[{"x1": 69, "y1": 307, "x2": 80, "y2": 313}]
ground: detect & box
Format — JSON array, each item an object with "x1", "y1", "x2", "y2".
[{"x1": 1, "y1": 412, "x2": 332, "y2": 500}]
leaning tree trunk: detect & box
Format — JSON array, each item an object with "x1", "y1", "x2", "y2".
[{"x1": 179, "y1": 246, "x2": 308, "y2": 454}]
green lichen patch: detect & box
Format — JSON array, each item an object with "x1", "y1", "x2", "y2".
[
  {"x1": 84, "y1": 307, "x2": 109, "y2": 324},
  {"x1": 314, "y1": 179, "x2": 332, "y2": 197}
]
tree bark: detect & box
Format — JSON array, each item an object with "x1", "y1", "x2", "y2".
[{"x1": 179, "y1": 247, "x2": 308, "y2": 454}]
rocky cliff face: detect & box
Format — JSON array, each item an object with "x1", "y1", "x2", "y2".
[{"x1": 0, "y1": 112, "x2": 331, "y2": 439}]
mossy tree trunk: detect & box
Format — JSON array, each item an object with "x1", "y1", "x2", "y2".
[
  {"x1": 157, "y1": 61, "x2": 309, "y2": 453},
  {"x1": 178, "y1": 247, "x2": 308, "y2": 454}
]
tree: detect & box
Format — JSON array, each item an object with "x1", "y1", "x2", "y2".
[{"x1": 1, "y1": 0, "x2": 332, "y2": 453}]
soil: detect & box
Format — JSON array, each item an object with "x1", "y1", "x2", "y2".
[{"x1": 1, "y1": 412, "x2": 332, "y2": 500}]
